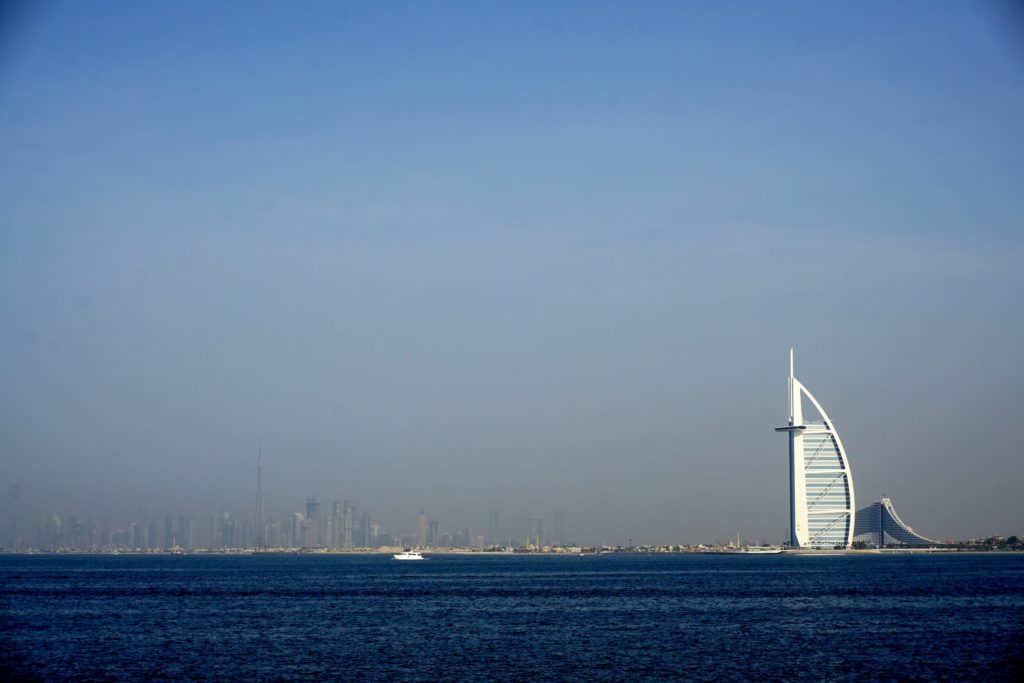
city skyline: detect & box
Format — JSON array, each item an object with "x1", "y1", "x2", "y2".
[
  {"x1": 2, "y1": 349, "x2": 1018, "y2": 549},
  {"x1": 17, "y1": 491, "x2": 569, "y2": 552},
  {"x1": 3, "y1": 335, "x2": 1022, "y2": 546}
]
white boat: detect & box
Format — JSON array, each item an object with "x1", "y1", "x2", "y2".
[
  {"x1": 393, "y1": 550, "x2": 425, "y2": 560},
  {"x1": 738, "y1": 546, "x2": 783, "y2": 554}
]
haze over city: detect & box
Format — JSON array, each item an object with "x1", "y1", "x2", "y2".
[{"x1": 1, "y1": 2, "x2": 1022, "y2": 546}]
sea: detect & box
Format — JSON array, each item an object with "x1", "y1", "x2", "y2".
[{"x1": 1, "y1": 553, "x2": 1022, "y2": 681}]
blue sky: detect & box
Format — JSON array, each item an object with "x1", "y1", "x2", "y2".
[{"x1": 1, "y1": 1, "x2": 1022, "y2": 544}]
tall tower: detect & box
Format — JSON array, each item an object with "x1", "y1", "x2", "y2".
[
  {"x1": 528, "y1": 516, "x2": 545, "y2": 547},
  {"x1": 332, "y1": 501, "x2": 343, "y2": 549},
  {"x1": 255, "y1": 442, "x2": 264, "y2": 549},
  {"x1": 416, "y1": 511, "x2": 427, "y2": 548},
  {"x1": 775, "y1": 349, "x2": 856, "y2": 549},
  {"x1": 342, "y1": 501, "x2": 353, "y2": 549},
  {"x1": 488, "y1": 510, "x2": 499, "y2": 546}
]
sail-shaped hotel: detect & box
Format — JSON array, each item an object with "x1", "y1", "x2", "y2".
[{"x1": 775, "y1": 350, "x2": 856, "y2": 549}]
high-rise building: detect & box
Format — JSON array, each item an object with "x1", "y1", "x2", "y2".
[
  {"x1": 39, "y1": 513, "x2": 61, "y2": 551},
  {"x1": 323, "y1": 515, "x2": 335, "y2": 550},
  {"x1": 359, "y1": 513, "x2": 371, "y2": 549},
  {"x1": 528, "y1": 516, "x2": 545, "y2": 547},
  {"x1": 256, "y1": 446, "x2": 264, "y2": 549},
  {"x1": 342, "y1": 501, "x2": 353, "y2": 550},
  {"x1": 266, "y1": 516, "x2": 281, "y2": 547},
  {"x1": 775, "y1": 350, "x2": 856, "y2": 549},
  {"x1": 427, "y1": 520, "x2": 439, "y2": 547},
  {"x1": 304, "y1": 498, "x2": 320, "y2": 546},
  {"x1": 331, "y1": 501, "x2": 343, "y2": 549},
  {"x1": 238, "y1": 518, "x2": 251, "y2": 549},
  {"x1": 417, "y1": 511, "x2": 427, "y2": 548},
  {"x1": 67, "y1": 515, "x2": 83, "y2": 550},
  {"x1": 305, "y1": 498, "x2": 319, "y2": 522},
  {"x1": 219, "y1": 513, "x2": 235, "y2": 549},
  {"x1": 300, "y1": 518, "x2": 317, "y2": 547},
  {"x1": 290, "y1": 512, "x2": 304, "y2": 549},
  {"x1": 488, "y1": 510, "x2": 499, "y2": 546},
  {"x1": 137, "y1": 509, "x2": 149, "y2": 550}
]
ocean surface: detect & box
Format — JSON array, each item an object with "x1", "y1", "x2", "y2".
[{"x1": 1, "y1": 553, "x2": 1022, "y2": 681}]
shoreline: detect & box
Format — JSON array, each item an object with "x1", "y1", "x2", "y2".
[{"x1": 1, "y1": 548, "x2": 1020, "y2": 557}]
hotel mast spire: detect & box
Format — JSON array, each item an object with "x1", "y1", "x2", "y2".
[{"x1": 788, "y1": 348, "x2": 794, "y2": 424}]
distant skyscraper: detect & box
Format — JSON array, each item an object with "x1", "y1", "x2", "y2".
[
  {"x1": 417, "y1": 511, "x2": 427, "y2": 548},
  {"x1": 331, "y1": 501, "x2": 343, "y2": 548},
  {"x1": 219, "y1": 513, "x2": 235, "y2": 549},
  {"x1": 322, "y1": 515, "x2": 334, "y2": 549},
  {"x1": 775, "y1": 349, "x2": 856, "y2": 549},
  {"x1": 40, "y1": 514, "x2": 61, "y2": 551},
  {"x1": 266, "y1": 516, "x2": 281, "y2": 547},
  {"x1": 256, "y1": 444, "x2": 264, "y2": 548},
  {"x1": 300, "y1": 519, "x2": 316, "y2": 547},
  {"x1": 488, "y1": 510, "x2": 499, "y2": 545},
  {"x1": 209, "y1": 514, "x2": 218, "y2": 549},
  {"x1": 528, "y1": 516, "x2": 545, "y2": 547},
  {"x1": 305, "y1": 498, "x2": 320, "y2": 523},
  {"x1": 290, "y1": 512, "x2": 304, "y2": 549},
  {"x1": 305, "y1": 498, "x2": 321, "y2": 545},
  {"x1": 428, "y1": 520, "x2": 439, "y2": 547},
  {"x1": 359, "y1": 513, "x2": 371, "y2": 549},
  {"x1": 238, "y1": 518, "x2": 251, "y2": 549},
  {"x1": 137, "y1": 508, "x2": 148, "y2": 550},
  {"x1": 342, "y1": 501, "x2": 353, "y2": 549}
]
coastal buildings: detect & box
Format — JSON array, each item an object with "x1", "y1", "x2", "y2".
[
  {"x1": 853, "y1": 497, "x2": 939, "y2": 547},
  {"x1": 776, "y1": 350, "x2": 856, "y2": 549},
  {"x1": 774, "y1": 350, "x2": 946, "y2": 550}
]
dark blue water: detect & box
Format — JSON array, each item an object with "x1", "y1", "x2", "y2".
[{"x1": 2, "y1": 553, "x2": 1022, "y2": 681}]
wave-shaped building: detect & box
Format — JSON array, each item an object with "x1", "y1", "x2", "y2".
[
  {"x1": 775, "y1": 350, "x2": 856, "y2": 549},
  {"x1": 852, "y1": 497, "x2": 939, "y2": 547}
]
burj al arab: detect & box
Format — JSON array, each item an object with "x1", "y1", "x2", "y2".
[{"x1": 775, "y1": 350, "x2": 856, "y2": 549}]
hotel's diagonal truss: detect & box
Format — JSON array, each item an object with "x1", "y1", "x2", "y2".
[{"x1": 775, "y1": 350, "x2": 856, "y2": 549}]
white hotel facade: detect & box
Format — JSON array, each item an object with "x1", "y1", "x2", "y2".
[{"x1": 775, "y1": 350, "x2": 856, "y2": 549}]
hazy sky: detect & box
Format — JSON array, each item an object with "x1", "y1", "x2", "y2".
[{"x1": 1, "y1": 1, "x2": 1022, "y2": 545}]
